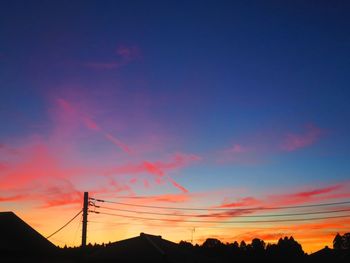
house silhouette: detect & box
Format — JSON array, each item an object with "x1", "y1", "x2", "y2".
[
  {"x1": 0, "y1": 211, "x2": 58, "y2": 261},
  {"x1": 88, "y1": 232, "x2": 197, "y2": 263}
]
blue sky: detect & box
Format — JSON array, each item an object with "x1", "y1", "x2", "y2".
[{"x1": 1, "y1": 0, "x2": 350, "y2": 251}]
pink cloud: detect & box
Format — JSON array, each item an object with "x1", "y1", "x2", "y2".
[
  {"x1": 56, "y1": 98, "x2": 75, "y2": 114},
  {"x1": 56, "y1": 98, "x2": 132, "y2": 154},
  {"x1": 0, "y1": 162, "x2": 8, "y2": 172},
  {"x1": 41, "y1": 183, "x2": 83, "y2": 208},
  {"x1": 0, "y1": 139, "x2": 96, "y2": 209},
  {"x1": 267, "y1": 184, "x2": 346, "y2": 206},
  {"x1": 157, "y1": 153, "x2": 201, "y2": 169},
  {"x1": 84, "y1": 45, "x2": 140, "y2": 70},
  {"x1": 197, "y1": 209, "x2": 254, "y2": 220},
  {"x1": 113, "y1": 193, "x2": 192, "y2": 204},
  {"x1": 0, "y1": 143, "x2": 198, "y2": 207},
  {"x1": 106, "y1": 177, "x2": 134, "y2": 195},
  {"x1": 215, "y1": 143, "x2": 260, "y2": 165},
  {"x1": 116, "y1": 45, "x2": 140, "y2": 60},
  {"x1": 0, "y1": 164, "x2": 84, "y2": 208},
  {"x1": 143, "y1": 179, "x2": 150, "y2": 188},
  {"x1": 224, "y1": 144, "x2": 249, "y2": 154},
  {"x1": 1, "y1": 143, "x2": 69, "y2": 189},
  {"x1": 282, "y1": 184, "x2": 342, "y2": 199},
  {"x1": 143, "y1": 161, "x2": 164, "y2": 176},
  {"x1": 215, "y1": 183, "x2": 350, "y2": 214},
  {"x1": 217, "y1": 196, "x2": 262, "y2": 208},
  {"x1": 0, "y1": 194, "x2": 25, "y2": 202},
  {"x1": 175, "y1": 183, "x2": 350, "y2": 226},
  {"x1": 0, "y1": 143, "x2": 19, "y2": 155},
  {"x1": 104, "y1": 153, "x2": 200, "y2": 179},
  {"x1": 104, "y1": 153, "x2": 200, "y2": 192},
  {"x1": 84, "y1": 62, "x2": 123, "y2": 70},
  {"x1": 281, "y1": 123, "x2": 324, "y2": 151},
  {"x1": 82, "y1": 116, "x2": 101, "y2": 131},
  {"x1": 167, "y1": 177, "x2": 189, "y2": 193},
  {"x1": 214, "y1": 122, "x2": 326, "y2": 164},
  {"x1": 104, "y1": 133, "x2": 132, "y2": 154},
  {"x1": 0, "y1": 92, "x2": 201, "y2": 210}
]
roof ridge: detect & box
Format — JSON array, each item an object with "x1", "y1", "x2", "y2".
[{"x1": 142, "y1": 234, "x2": 165, "y2": 256}]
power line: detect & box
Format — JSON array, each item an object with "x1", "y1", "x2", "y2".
[
  {"x1": 88, "y1": 218, "x2": 343, "y2": 230},
  {"x1": 89, "y1": 197, "x2": 350, "y2": 211},
  {"x1": 96, "y1": 205, "x2": 350, "y2": 218},
  {"x1": 73, "y1": 214, "x2": 83, "y2": 246},
  {"x1": 46, "y1": 209, "x2": 83, "y2": 239},
  {"x1": 87, "y1": 219, "x2": 241, "y2": 229},
  {"x1": 88, "y1": 220, "x2": 192, "y2": 228},
  {"x1": 90, "y1": 210, "x2": 350, "y2": 224}
]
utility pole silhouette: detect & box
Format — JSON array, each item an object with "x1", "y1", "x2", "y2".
[
  {"x1": 82, "y1": 192, "x2": 88, "y2": 248},
  {"x1": 191, "y1": 227, "x2": 195, "y2": 244}
]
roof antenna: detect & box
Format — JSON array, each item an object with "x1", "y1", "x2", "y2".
[{"x1": 191, "y1": 227, "x2": 195, "y2": 244}]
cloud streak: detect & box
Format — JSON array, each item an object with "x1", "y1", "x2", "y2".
[
  {"x1": 215, "y1": 122, "x2": 325, "y2": 164},
  {"x1": 84, "y1": 62, "x2": 123, "y2": 70},
  {"x1": 215, "y1": 183, "x2": 350, "y2": 211},
  {"x1": 281, "y1": 123, "x2": 324, "y2": 152},
  {"x1": 84, "y1": 45, "x2": 140, "y2": 70},
  {"x1": 56, "y1": 98, "x2": 132, "y2": 154},
  {"x1": 0, "y1": 194, "x2": 25, "y2": 202},
  {"x1": 104, "y1": 153, "x2": 200, "y2": 193}
]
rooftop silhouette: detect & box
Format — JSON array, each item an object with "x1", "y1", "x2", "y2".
[
  {"x1": 1, "y1": 211, "x2": 349, "y2": 262},
  {"x1": 0, "y1": 211, "x2": 58, "y2": 261}
]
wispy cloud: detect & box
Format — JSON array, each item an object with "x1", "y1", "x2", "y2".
[
  {"x1": 107, "y1": 193, "x2": 193, "y2": 204},
  {"x1": 104, "y1": 133, "x2": 132, "y2": 154},
  {"x1": 224, "y1": 144, "x2": 249, "y2": 154},
  {"x1": 216, "y1": 196, "x2": 262, "y2": 208},
  {"x1": 39, "y1": 180, "x2": 83, "y2": 208},
  {"x1": 216, "y1": 183, "x2": 350, "y2": 211},
  {"x1": 0, "y1": 194, "x2": 25, "y2": 202},
  {"x1": 215, "y1": 143, "x2": 260, "y2": 165},
  {"x1": 280, "y1": 123, "x2": 324, "y2": 152},
  {"x1": 104, "y1": 153, "x2": 200, "y2": 193},
  {"x1": 0, "y1": 92, "x2": 200, "y2": 206},
  {"x1": 84, "y1": 45, "x2": 140, "y2": 70},
  {"x1": 0, "y1": 142, "x2": 199, "y2": 207},
  {"x1": 267, "y1": 183, "x2": 347, "y2": 206},
  {"x1": 84, "y1": 62, "x2": 123, "y2": 70},
  {"x1": 0, "y1": 143, "x2": 19, "y2": 155},
  {"x1": 0, "y1": 162, "x2": 8, "y2": 172},
  {"x1": 56, "y1": 98, "x2": 132, "y2": 154},
  {"x1": 215, "y1": 122, "x2": 326, "y2": 164},
  {"x1": 168, "y1": 177, "x2": 189, "y2": 193},
  {"x1": 116, "y1": 45, "x2": 140, "y2": 60}
]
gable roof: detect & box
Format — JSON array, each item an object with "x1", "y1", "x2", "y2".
[
  {"x1": 0, "y1": 211, "x2": 57, "y2": 254},
  {"x1": 89, "y1": 232, "x2": 195, "y2": 263}
]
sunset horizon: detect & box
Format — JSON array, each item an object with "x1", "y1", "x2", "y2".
[{"x1": 1, "y1": 0, "x2": 350, "y2": 258}]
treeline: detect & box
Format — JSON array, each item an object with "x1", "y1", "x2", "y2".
[
  {"x1": 333, "y1": 233, "x2": 350, "y2": 250},
  {"x1": 58, "y1": 232, "x2": 350, "y2": 262},
  {"x1": 178, "y1": 232, "x2": 350, "y2": 262},
  {"x1": 179, "y1": 236, "x2": 305, "y2": 262}
]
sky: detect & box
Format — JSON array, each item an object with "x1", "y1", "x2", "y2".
[{"x1": 1, "y1": 0, "x2": 350, "y2": 253}]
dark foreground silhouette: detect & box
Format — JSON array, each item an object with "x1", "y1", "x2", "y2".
[{"x1": 1, "y1": 211, "x2": 349, "y2": 262}]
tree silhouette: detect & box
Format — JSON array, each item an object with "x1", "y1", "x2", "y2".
[
  {"x1": 178, "y1": 240, "x2": 193, "y2": 250},
  {"x1": 343, "y1": 233, "x2": 350, "y2": 250},
  {"x1": 251, "y1": 238, "x2": 265, "y2": 257},
  {"x1": 201, "y1": 238, "x2": 223, "y2": 249},
  {"x1": 333, "y1": 232, "x2": 350, "y2": 250},
  {"x1": 265, "y1": 236, "x2": 304, "y2": 260},
  {"x1": 251, "y1": 238, "x2": 265, "y2": 251},
  {"x1": 334, "y1": 233, "x2": 343, "y2": 250},
  {"x1": 231, "y1": 241, "x2": 239, "y2": 250},
  {"x1": 240, "y1": 240, "x2": 247, "y2": 251}
]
